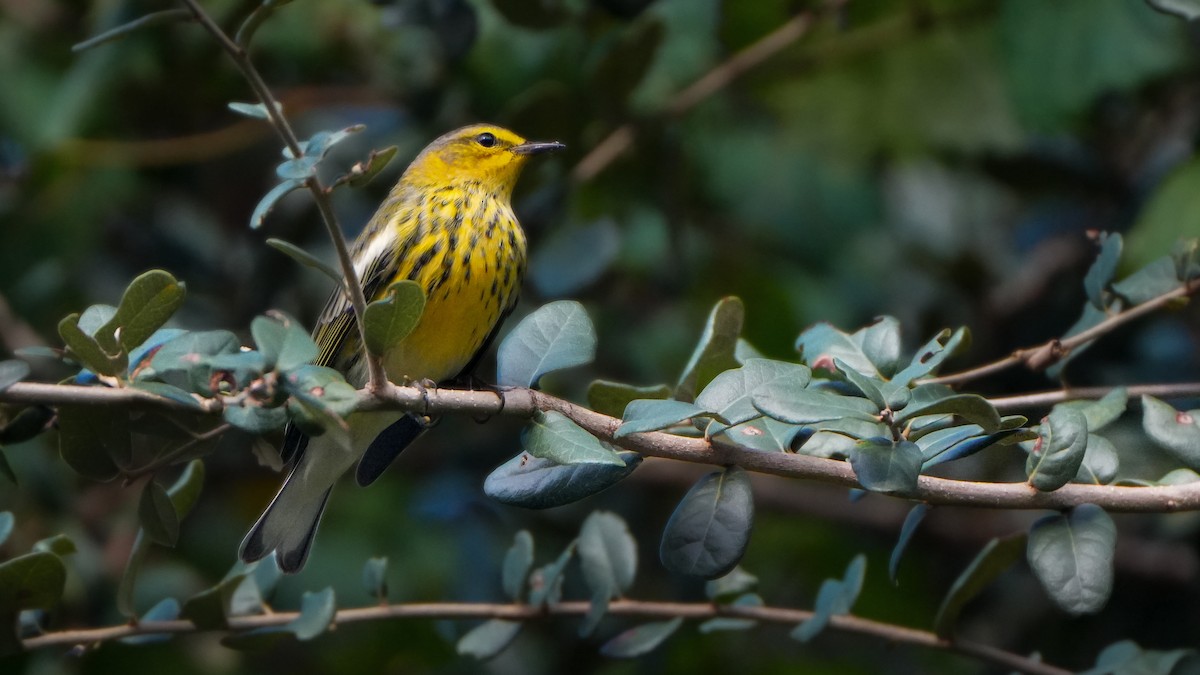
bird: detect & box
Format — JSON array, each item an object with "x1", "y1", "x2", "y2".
[{"x1": 240, "y1": 124, "x2": 564, "y2": 573}]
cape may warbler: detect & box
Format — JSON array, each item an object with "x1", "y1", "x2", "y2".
[{"x1": 241, "y1": 124, "x2": 564, "y2": 572}]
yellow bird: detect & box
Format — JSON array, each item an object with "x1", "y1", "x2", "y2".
[{"x1": 240, "y1": 125, "x2": 564, "y2": 572}]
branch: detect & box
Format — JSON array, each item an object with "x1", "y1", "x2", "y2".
[
  {"x1": 7, "y1": 380, "x2": 1200, "y2": 513},
  {"x1": 571, "y1": 11, "x2": 818, "y2": 183},
  {"x1": 176, "y1": 0, "x2": 387, "y2": 391},
  {"x1": 989, "y1": 382, "x2": 1200, "y2": 413},
  {"x1": 19, "y1": 598, "x2": 1066, "y2": 674},
  {"x1": 929, "y1": 276, "x2": 1200, "y2": 387}
]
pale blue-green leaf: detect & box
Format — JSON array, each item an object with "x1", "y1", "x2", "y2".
[
  {"x1": 1142, "y1": 395, "x2": 1200, "y2": 469},
  {"x1": 699, "y1": 593, "x2": 763, "y2": 633},
  {"x1": 223, "y1": 405, "x2": 289, "y2": 434},
  {"x1": 615, "y1": 399, "x2": 712, "y2": 438},
  {"x1": 705, "y1": 566, "x2": 758, "y2": 601},
  {"x1": 362, "y1": 557, "x2": 388, "y2": 601},
  {"x1": 523, "y1": 410, "x2": 624, "y2": 466},
  {"x1": 579, "y1": 511, "x2": 637, "y2": 598},
  {"x1": 934, "y1": 533, "x2": 1027, "y2": 638},
  {"x1": 363, "y1": 281, "x2": 426, "y2": 356},
  {"x1": 695, "y1": 358, "x2": 812, "y2": 427},
  {"x1": 897, "y1": 393, "x2": 1001, "y2": 432},
  {"x1": 676, "y1": 297, "x2": 743, "y2": 401},
  {"x1": 228, "y1": 101, "x2": 282, "y2": 120},
  {"x1": 1027, "y1": 505, "x2": 1115, "y2": 616},
  {"x1": 1046, "y1": 303, "x2": 1113, "y2": 380},
  {"x1": 795, "y1": 322, "x2": 874, "y2": 375},
  {"x1": 529, "y1": 544, "x2": 574, "y2": 607},
  {"x1": 599, "y1": 617, "x2": 683, "y2": 658},
  {"x1": 791, "y1": 556, "x2": 864, "y2": 645},
  {"x1": 832, "y1": 358, "x2": 886, "y2": 409},
  {"x1": 1026, "y1": 406, "x2": 1089, "y2": 491},
  {"x1": 252, "y1": 312, "x2": 318, "y2": 373},
  {"x1": 497, "y1": 301, "x2": 596, "y2": 388},
  {"x1": 587, "y1": 380, "x2": 672, "y2": 418},
  {"x1": 1083, "y1": 232, "x2": 1123, "y2": 310},
  {"x1": 266, "y1": 238, "x2": 343, "y2": 286},
  {"x1": 457, "y1": 620, "x2": 521, "y2": 660},
  {"x1": 0, "y1": 512, "x2": 12, "y2": 547},
  {"x1": 118, "y1": 597, "x2": 182, "y2": 645},
  {"x1": 502, "y1": 531, "x2": 534, "y2": 601},
  {"x1": 849, "y1": 439, "x2": 922, "y2": 494},
  {"x1": 250, "y1": 179, "x2": 304, "y2": 230},
  {"x1": 889, "y1": 327, "x2": 969, "y2": 388},
  {"x1": 1057, "y1": 387, "x2": 1128, "y2": 432},
  {"x1": 0, "y1": 360, "x2": 29, "y2": 392},
  {"x1": 890, "y1": 503, "x2": 929, "y2": 583},
  {"x1": 288, "y1": 588, "x2": 336, "y2": 640},
  {"x1": 856, "y1": 316, "x2": 903, "y2": 377},
  {"x1": 1112, "y1": 256, "x2": 1183, "y2": 305},
  {"x1": 484, "y1": 449, "x2": 641, "y2": 508},
  {"x1": 1075, "y1": 435, "x2": 1119, "y2": 485},
  {"x1": 659, "y1": 466, "x2": 754, "y2": 579},
  {"x1": 754, "y1": 387, "x2": 880, "y2": 425}
]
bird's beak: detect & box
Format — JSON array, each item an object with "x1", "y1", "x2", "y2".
[{"x1": 512, "y1": 140, "x2": 566, "y2": 156}]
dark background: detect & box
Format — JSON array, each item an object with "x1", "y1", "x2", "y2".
[{"x1": 3, "y1": 0, "x2": 1200, "y2": 672}]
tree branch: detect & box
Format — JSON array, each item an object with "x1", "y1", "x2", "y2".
[
  {"x1": 19, "y1": 598, "x2": 1067, "y2": 674},
  {"x1": 176, "y1": 0, "x2": 387, "y2": 391},
  {"x1": 989, "y1": 382, "x2": 1200, "y2": 413},
  {"x1": 928, "y1": 276, "x2": 1200, "y2": 387},
  {"x1": 6, "y1": 380, "x2": 1200, "y2": 514}
]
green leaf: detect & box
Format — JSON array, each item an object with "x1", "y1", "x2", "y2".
[
  {"x1": 890, "y1": 503, "x2": 929, "y2": 583},
  {"x1": 252, "y1": 312, "x2": 318, "y2": 373},
  {"x1": 1027, "y1": 504, "x2": 1116, "y2": 616},
  {"x1": 599, "y1": 617, "x2": 683, "y2": 658},
  {"x1": 118, "y1": 597, "x2": 182, "y2": 645},
  {"x1": 529, "y1": 543, "x2": 575, "y2": 607},
  {"x1": 523, "y1": 410, "x2": 624, "y2": 466},
  {"x1": 363, "y1": 281, "x2": 426, "y2": 356},
  {"x1": 71, "y1": 8, "x2": 194, "y2": 52},
  {"x1": 0, "y1": 360, "x2": 29, "y2": 392},
  {"x1": 283, "y1": 365, "x2": 359, "y2": 418},
  {"x1": 1147, "y1": 0, "x2": 1200, "y2": 20},
  {"x1": 300, "y1": 126, "x2": 364, "y2": 160},
  {"x1": 578, "y1": 511, "x2": 637, "y2": 600},
  {"x1": 251, "y1": 179, "x2": 305, "y2": 230},
  {"x1": 791, "y1": 554, "x2": 866, "y2": 642},
  {"x1": 167, "y1": 459, "x2": 206, "y2": 519},
  {"x1": 502, "y1": 531, "x2": 534, "y2": 602},
  {"x1": 117, "y1": 531, "x2": 151, "y2": 618},
  {"x1": 457, "y1": 619, "x2": 522, "y2": 660},
  {"x1": 1083, "y1": 232, "x2": 1123, "y2": 310},
  {"x1": 705, "y1": 566, "x2": 758, "y2": 602},
  {"x1": 1027, "y1": 406, "x2": 1089, "y2": 491},
  {"x1": 265, "y1": 238, "x2": 343, "y2": 286},
  {"x1": 796, "y1": 322, "x2": 874, "y2": 376},
  {"x1": 1142, "y1": 395, "x2": 1200, "y2": 469},
  {"x1": 849, "y1": 439, "x2": 922, "y2": 494},
  {"x1": 896, "y1": 393, "x2": 1001, "y2": 432},
  {"x1": 343, "y1": 145, "x2": 399, "y2": 188},
  {"x1": 138, "y1": 480, "x2": 180, "y2": 547},
  {"x1": 888, "y1": 327, "x2": 969, "y2": 388},
  {"x1": 1058, "y1": 388, "x2": 1128, "y2": 432},
  {"x1": 497, "y1": 301, "x2": 596, "y2": 388},
  {"x1": 0, "y1": 512, "x2": 11, "y2": 547},
  {"x1": 101, "y1": 270, "x2": 186, "y2": 353},
  {"x1": 833, "y1": 358, "x2": 886, "y2": 410},
  {"x1": 753, "y1": 386, "x2": 881, "y2": 426},
  {"x1": 659, "y1": 466, "x2": 754, "y2": 579},
  {"x1": 146, "y1": 329, "x2": 240, "y2": 390},
  {"x1": 32, "y1": 534, "x2": 76, "y2": 557},
  {"x1": 1076, "y1": 435, "x2": 1119, "y2": 485},
  {"x1": 58, "y1": 313, "x2": 123, "y2": 376},
  {"x1": 1112, "y1": 256, "x2": 1181, "y2": 304},
  {"x1": 699, "y1": 593, "x2": 763, "y2": 633},
  {"x1": 289, "y1": 588, "x2": 336, "y2": 640},
  {"x1": 615, "y1": 399, "x2": 713, "y2": 438},
  {"x1": 0, "y1": 551, "x2": 67, "y2": 611},
  {"x1": 57, "y1": 405, "x2": 127, "y2": 480},
  {"x1": 695, "y1": 358, "x2": 812, "y2": 427},
  {"x1": 362, "y1": 557, "x2": 388, "y2": 601},
  {"x1": 676, "y1": 297, "x2": 744, "y2": 401},
  {"x1": 587, "y1": 380, "x2": 672, "y2": 418},
  {"x1": 484, "y1": 449, "x2": 641, "y2": 508},
  {"x1": 223, "y1": 405, "x2": 289, "y2": 434},
  {"x1": 934, "y1": 533, "x2": 1027, "y2": 638},
  {"x1": 1082, "y1": 639, "x2": 1200, "y2": 675},
  {"x1": 228, "y1": 101, "x2": 283, "y2": 120}
]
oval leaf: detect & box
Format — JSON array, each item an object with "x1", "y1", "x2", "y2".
[
  {"x1": 523, "y1": 410, "x2": 624, "y2": 466},
  {"x1": 0, "y1": 360, "x2": 29, "y2": 392},
  {"x1": 615, "y1": 398, "x2": 712, "y2": 438},
  {"x1": 497, "y1": 301, "x2": 596, "y2": 388},
  {"x1": 102, "y1": 270, "x2": 186, "y2": 352},
  {"x1": 0, "y1": 551, "x2": 67, "y2": 611},
  {"x1": 659, "y1": 466, "x2": 754, "y2": 579},
  {"x1": 849, "y1": 439, "x2": 922, "y2": 494},
  {"x1": 1027, "y1": 504, "x2": 1115, "y2": 616},
  {"x1": 934, "y1": 533, "x2": 1027, "y2": 638},
  {"x1": 363, "y1": 281, "x2": 426, "y2": 356},
  {"x1": 599, "y1": 617, "x2": 683, "y2": 658},
  {"x1": 502, "y1": 531, "x2": 534, "y2": 601},
  {"x1": 579, "y1": 511, "x2": 637, "y2": 597},
  {"x1": 1142, "y1": 395, "x2": 1200, "y2": 469},
  {"x1": 457, "y1": 619, "x2": 521, "y2": 660},
  {"x1": 676, "y1": 297, "x2": 743, "y2": 401},
  {"x1": 484, "y1": 449, "x2": 641, "y2": 508},
  {"x1": 1027, "y1": 406, "x2": 1089, "y2": 491},
  {"x1": 695, "y1": 358, "x2": 812, "y2": 427},
  {"x1": 587, "y1": 380, "x2": 672, "y2": 418},
  {"x1": 362, "y1": 557, "x2": 388, "y2": 601}
]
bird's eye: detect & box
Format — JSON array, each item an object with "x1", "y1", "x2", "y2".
[{"x1": 475, "y1": 132, "x2": 497, "y2": 148}]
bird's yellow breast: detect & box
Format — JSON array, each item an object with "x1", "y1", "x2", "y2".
[{"x1": 377, "y1": 184, "x2": 527, "y2": 384}]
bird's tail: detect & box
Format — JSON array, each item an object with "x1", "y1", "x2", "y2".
[
  {"x1": 354, "y1": 412, "x2": 428, "y2": 486},
  {"x1": 239, "y1": 458, "x2": 334, "y2": 573}
]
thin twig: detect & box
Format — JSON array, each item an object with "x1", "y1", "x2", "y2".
[
  {"x1": 176, "y1": 0, "x2": 386, "y2": 391},
  {"x1": 571, "y1": 12, "x2": 816, "y2": 183},
  {"x1": 19, "y1": 599, "x2": 1066, "y2": 674},
  {"x1": 989, "y1": 382, "x2": 1200, "y2": 413},
  {"x1": 929, "y1": 277, "x2": 1200, "y2": 387}
]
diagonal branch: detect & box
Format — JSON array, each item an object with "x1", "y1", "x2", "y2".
[{"x1": 19, "y1": 598, "x2": 1067, "y2": 674}]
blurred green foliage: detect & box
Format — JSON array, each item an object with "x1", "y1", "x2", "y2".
[{"x1": 3, "y1": 0, "x2": 1200, "y2": 673}]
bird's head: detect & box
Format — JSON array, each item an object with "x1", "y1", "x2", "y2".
[{"x1": 403, "y1": 124, "x2": 564, "y2": 197}]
